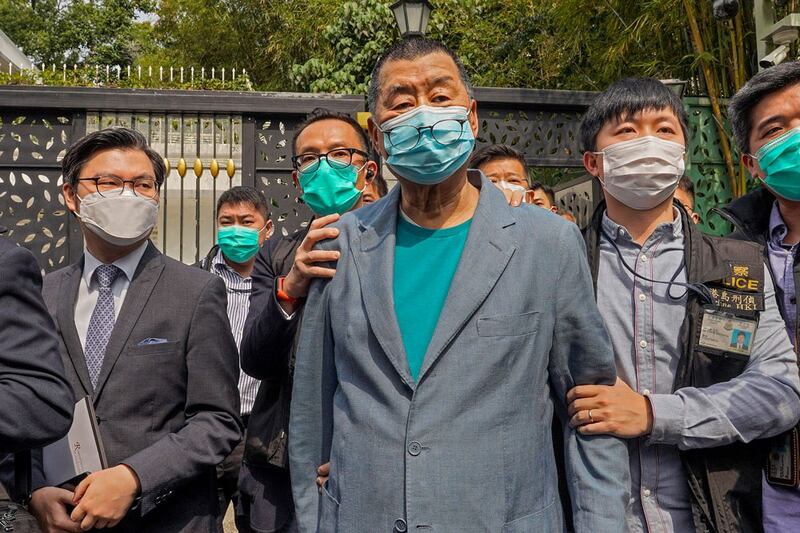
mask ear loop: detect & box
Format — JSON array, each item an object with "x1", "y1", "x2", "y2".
[
  {"x1": 353, "y1": 160, "x2": 371, "y2": 194},
  {"x1": 600, "y1": 228, "x2": 714, "y2": 304}
]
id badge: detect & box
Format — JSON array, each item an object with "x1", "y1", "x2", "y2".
[
  {"x1": 697, "y1": 308, "x2": 757, "y2": 356},
  {"x1": 767, "y1": 427, "x2": 800, "y2": 488}
]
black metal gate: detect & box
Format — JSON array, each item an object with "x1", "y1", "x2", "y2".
[{"x1": 0, "y1": 85, "x2": 598, "y2": 272}]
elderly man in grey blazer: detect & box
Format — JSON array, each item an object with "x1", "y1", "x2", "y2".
[{"x1": 289, "y1": 38, "x2": 630, "y2": 533}]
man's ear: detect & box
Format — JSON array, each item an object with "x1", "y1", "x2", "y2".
[
  {"x1": 264, "y1": 219, "x2": 274, "y2": 240},
  {"x1": 368, "y1": 116, "x2": 387, "y2": 159},
  {"x1": 63, "y1": 183, "x2": 79, "y2": 214},
  {"x1": 691, "y1": 212, "x2": 700, "y2": 224},
  {"x1": 365, "y1": 160, "x2": 379, "y2": 181},
  {"x1": 583, "y1": 151, "x2": 603, "y2": 179},
  {"x1": 468, "y1": 99, "x2": 479, "y2": 139},
  {"x1": 550, "y1": 205, "x2": 559, "y2": 214},
  {"x1": 292, "y1": 170, "x2": 303, "y2": 195},
  {"x1": 742, "y1": 153, "x2": 764, "y2": 181}
]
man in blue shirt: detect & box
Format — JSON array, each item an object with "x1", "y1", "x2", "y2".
[
  {"x1": 569, "y1": 76, "x2": 800, "y2": 532},
  {"x1": 719, "y1": 60, "x2": 800, "y2": 532}
]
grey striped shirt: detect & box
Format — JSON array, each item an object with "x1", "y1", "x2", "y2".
[{"x1": 212, "y1": 249, "x2": 259, "y2": 416}]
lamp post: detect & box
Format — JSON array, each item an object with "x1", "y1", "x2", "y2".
[
  {"x1": 391, "y1": 0, "x2": 433, "y2": 38},
  {"x1": 661, "y1": 79, "x2": 688, "y2": 99}
]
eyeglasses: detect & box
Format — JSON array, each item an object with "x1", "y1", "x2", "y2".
[
  {"x1": 77, "y1": 175, "x2": 159, "y2": 199},
  {"x1": 381, "y1": 114, "x2": 470, "y2": 151},
  {"x1": 291, "y1": 148, "x2": 370, "y2": 174}
]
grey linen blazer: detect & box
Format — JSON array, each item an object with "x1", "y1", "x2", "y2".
[
  {"x1": 290, "y1": 173, "x2": 631, "y2": 533},
  {"x1": 37, "y1": 242, "x2": 242, "y2": 532}
]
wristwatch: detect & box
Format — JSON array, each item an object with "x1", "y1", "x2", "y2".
[{"x1": 276, "y1": 276, "x2": 303, "y2": 306}]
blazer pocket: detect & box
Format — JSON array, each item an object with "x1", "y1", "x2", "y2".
[
  {"x1": 502, "y1": 499, "x2": 560, "y2": 533},
  {"x1": 477, "y1": 311, "x2": 540, "y2": 337},
  {"x1": 127, "y1": 341, "x2": 181, "y2": 357}
]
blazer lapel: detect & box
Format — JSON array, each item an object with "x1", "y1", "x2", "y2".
[
  {"x1": 93, "y1": 243, "x2": 165, "y2": 400},
  {"x1": 55, "y1": 260, "x2": 93, "y2": 395},
  {"x1": 416, "y1": 179, "x2": 517, "y2": 382},
  {"x1": 351, "y1": 187, "x2": 415, "y2": 388}
]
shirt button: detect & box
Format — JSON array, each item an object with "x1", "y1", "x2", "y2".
[
  {"x1": 408, "y1": 441, "x2": 422, "y2": 456},
  {"x1": 639, "y1": 340, "x2": 648, "y2": 349},
  {"x1": 643, "y1": 489, "x2": 652, "y2": 497},
  {"x1": 642, "y1": 389, "x2": 651, "y2": 396},
  {"x1": 394, "y1": 518, "x2": 408, "y2": 532},
  {"x1": 640, "y1": 255, "x2": 648, "y2": 262},
  {"x1": 639, "y1": 294, "x2": 647, "y2": 302}
]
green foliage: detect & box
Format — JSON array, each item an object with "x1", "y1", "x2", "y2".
[
  {"x1": 0, "y1": 0, "x2": 155, "y2": 66},
  {"x1": 290, "y1": 0, "x2": 397, "y2": 94},
  {"x1": 146, "y1": 0, "x2": 341, "y2": 90}
]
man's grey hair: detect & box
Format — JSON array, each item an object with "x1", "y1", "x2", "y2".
[
  {"x1": 728, "y1": 61, "x2": 800, "y2": 154},
  {"x1": 367, "y1": 37, "x2": 474, "y2": 116}
]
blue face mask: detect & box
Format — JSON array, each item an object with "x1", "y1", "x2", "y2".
[
  {"x1": 380, "y1": 105, "x2": 475, "y2": 185},
  {"x1": 755, "y1": 126, "x2": 800, "y2": 201}
]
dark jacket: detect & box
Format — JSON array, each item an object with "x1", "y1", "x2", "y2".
[
  {"x1": 0, "y1": 236, "x2": 74, "y2": 501},
  {"x1": 717, "y1": 187, "x2": 799, "y2": 344},
  {"x1": 38, "y1": 242, "x2": 242, "y2": 532},
  {"x1": 585, "y1": 201, "x2": 769, "y2": 533},
  {"x1": 238, "y1": 226, "x2": 309, "y2": 529}
]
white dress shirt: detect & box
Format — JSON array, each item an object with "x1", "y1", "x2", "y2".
[{"x1": 74, "y1": 241, "x2": 149, "y2": 350}]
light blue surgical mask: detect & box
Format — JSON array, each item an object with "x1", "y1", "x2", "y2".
[
  {"x1": 379, "y1": 105, "x2": 475, "y2": 185},
  {"x1": 754, "y1": 126, "x2": 800, "y2": 201}
]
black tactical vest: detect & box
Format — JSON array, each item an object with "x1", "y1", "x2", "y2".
[{"x1": 585, "y1": 201, "x2": 767, "y2": 533}]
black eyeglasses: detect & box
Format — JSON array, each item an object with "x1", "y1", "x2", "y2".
[
  {"x1": 380, "y1": 113, "x2": 470, "y2": 151},
  {"x1": 291, "y1": 148, "x2": 370, "y2": 174},
  {"x1": 77, "y1": 175, "x2": 160, "y2": 199}
]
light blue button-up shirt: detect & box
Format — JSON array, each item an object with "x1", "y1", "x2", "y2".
[{"x1": 597, "y1": 210, "x2": 800, "y2": 533}]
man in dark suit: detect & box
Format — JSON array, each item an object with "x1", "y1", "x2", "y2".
[
  {"x1": 0, "y1": 231, "x2": 74, "y2": 529},
  {"x1": 238, "y1": 108, "x2": 379, "y2": 532},
  {"x1": 28, "y1": 128, "x2": 242, "y2": 533}
]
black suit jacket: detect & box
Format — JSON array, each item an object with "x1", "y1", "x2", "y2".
[
  {"x1": 37, "y1": 242, "x2": 242, "y2": 532},
  {"x1": 0, "y1": 236, "x2": 73, "y2": 498},
  {"x1": 238, "y1": 227, "x2": 308, "y2": 529}
]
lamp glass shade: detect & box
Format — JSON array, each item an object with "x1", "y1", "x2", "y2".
[{"x1": 391, "y1": 1, "x2": 432, "y2": 37}]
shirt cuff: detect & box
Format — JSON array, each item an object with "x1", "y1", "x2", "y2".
[
  {"x1": 646, "y1": 393, "x2": 685, "y2": 446},
  {"x1": 272, "y1": 285, "x2": 296, "y2": 321}
]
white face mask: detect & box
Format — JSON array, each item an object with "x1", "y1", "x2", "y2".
[
  {"x1": 596, "y1": 136, "x2": 686, "y2": 211},
  {"x1": 75, "y1": 190, "x2": 159, "y2": 246},
  {"x1": 494, "y1": 180, "x2": 528, "y2": 201}
]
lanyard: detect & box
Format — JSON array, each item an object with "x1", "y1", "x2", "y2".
[{"x1": 600, "y1": 228, "x2": 713, "y2": 304}]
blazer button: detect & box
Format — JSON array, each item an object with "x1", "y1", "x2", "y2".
[
  {"x1": 407, "y1": 441, "x2": 422, "y2": 456},
  {"x1": 394, "y1": 518, "x2": 408, "y2": 532}
]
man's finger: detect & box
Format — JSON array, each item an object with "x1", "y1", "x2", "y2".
[
  {"x1": 305, "y1": 266, "x2": 337, "y2": 278},
  {"x1": 578, "y1": 422, "x2": 613, "y2": 435},
  {"x1": 566, "y1": 385, "x2": 601, "y2": 403},
  {"x1": 70, "y1": 504, "x2": 87, "y2": 523},
  {"x1": 317, "y1": 462, "x2": 330, "y2": 475},
  {"x1": 72, "y1": 478, "x2": 90, "y2": 503},
  {"x1": 95, "y1": 520, "x2": 109, "y2": 529},
  {"x1": 569, "y1": 410, "x2": 594, "y2": 428},
  {"x1": 511, "y1": 190, "x2": 525, "y2": 207},
  {"x1": 567, "y1": 398, "x2": 598, "y2": 417},
  {"x1": 309, "y1": 213, "x2": 340, "y2": 230},
  {"x1": 305, "y1": 250, "x2": 341, "y2": 264},
  {"x1": 305, "y1": 227, "x2": 340, "y2": 246},
  {"x1": 80, "y1": 513, "x2": 96, "y2": 531},
  {"x1": 52, "y1": 516, "x2": 84, "y2": 533}
]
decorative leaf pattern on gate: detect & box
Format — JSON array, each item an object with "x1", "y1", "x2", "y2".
[
  {"x1": 255, "y1": 116, "x2": 312, "y2": 236},
  {"x1": 0, "y1": 114, "x2": 73, "y2": 271}
]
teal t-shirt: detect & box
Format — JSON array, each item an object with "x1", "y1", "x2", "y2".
[{"x1": 393, "y1": 214, "x2": 472, "y2": 382}]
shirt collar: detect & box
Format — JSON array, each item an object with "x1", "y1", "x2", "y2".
[
  {"x1": 83, "y1": 240, "x2": 149, "y2": 288},
  {"x1": 212, "y1": 248, "x2": 251, "y2": 281},
  {"x1": 769, "y1": 201, "x2": 789, "y2": 245},
  {"x1": 601, "y1": 207, "x2": 683, "y2": 244}
]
